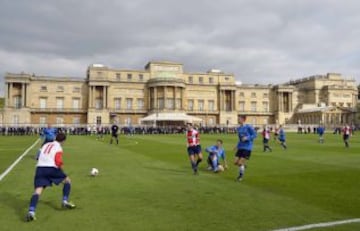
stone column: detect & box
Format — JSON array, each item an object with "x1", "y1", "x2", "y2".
[
  {"x1": 154, "y1": 87, "x2": 157, "y2": 110},
  {"x1": 181, "y1": 88, "x2": 185, "y2": 111},
  {"x1": 103, "y1": 86, "x2": 106, "y2": 109},
  {"x1": 232, "y1": 90, "x2": 235, "y2": 111},
  {"x1": 173, "y1": 87, "x2": 176, "y2": 110},
  {"x1": 5, "y1": 83, "x2": 8, "y2": 106},
  {"x1": 148, "y1": 87, "x2": 152, "y2": 110},
  {"x1": 9, "y1": 83, "x2": 13, "y2": 107},
  {"x1": 21, "y1": 83, "x2": 25, "y2": 107},
  {"x1": 88, "y1": 86, "x2": 92, "y2": 108},
  {"x1": 219, "y1": 90, "x2": 223, "y2": 111}
]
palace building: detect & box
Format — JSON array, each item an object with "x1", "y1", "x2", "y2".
[{"x1": 1, "y1": 61, "x2": 358, "y2": 127}]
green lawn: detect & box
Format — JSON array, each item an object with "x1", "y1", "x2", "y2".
[{"x1": 0, "y1": 132, "x2": 359, "y2": 231}]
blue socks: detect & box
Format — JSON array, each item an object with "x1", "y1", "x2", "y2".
[
  {"x1": 29, "y1": 194, "x2": 39, "y2": 212},
  {"x1": 63, "y1": 182, "x2": 71, "y2": 202}
]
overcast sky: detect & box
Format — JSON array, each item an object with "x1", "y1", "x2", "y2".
[{"x1": 1, "y1": 0, "x2": 360, "y2": 96}]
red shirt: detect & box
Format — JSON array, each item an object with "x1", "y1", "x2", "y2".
[{"x1": 187, "y1": 129, "x2": 200, "y2": 146}]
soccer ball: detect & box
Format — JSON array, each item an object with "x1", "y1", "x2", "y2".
[
  {"x1": 217, "y1": 165, "x2": 225, "y2": 172},
  {"x1": 90, "y1": 168, "x2": 99, "y2": 176}
]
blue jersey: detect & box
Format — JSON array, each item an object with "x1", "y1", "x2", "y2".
[
  {"x1": 236, "y1": 124, "x2": 257, "y2": 151},
  {"x1": 205, "y1": 145, "x2": 225, "y2": 160},
  {"x1": 317, "y1": 126, "x2": 325, "y2": 135},
  {"x1": 42, "y1": 127, "x2": 57, "y2": 141},
  {"x1": 278, "y1": 128, "x2": 286, "y2": 141}
]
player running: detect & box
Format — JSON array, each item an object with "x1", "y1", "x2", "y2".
[
  {"x1": 26, "y1": 133, "x2": 76, "y2": 222},
  {"x1": 205, "y1": 139, "x2": 227, "y2": 173},
  {"x1": 278, "y1": 125, "x2": 287, "y2": 149},
  {"x1": 262, "y1": 126, "x2": 272, "y2": 152},
  {"x1": 342, "y1": 124, "x2": 351, "y2": 148},
  {"x1": 110, "y1": 122, "x2": 119, "y2": 145},
  {"x1": 41, "y1": 124, "x2": 57, "y2": 146},
  {"x1": 186, "y1": 123, "x2": 203, "y2": 175},
  {"x1": 234, "y1": 115, "x2": 257, "y2": 182},
  {"x1": 317, "y1": 124, "x2": 325, "y2": 143}
]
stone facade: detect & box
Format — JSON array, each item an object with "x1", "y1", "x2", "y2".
[{"x1": 1, "y1": 61, "x2": 358, "y2": 127}]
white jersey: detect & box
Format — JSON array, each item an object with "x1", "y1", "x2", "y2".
[{"x1": 37, "y1": 141, "x2": 63, "y2": 168}]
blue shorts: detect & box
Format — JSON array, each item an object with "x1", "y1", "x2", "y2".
[
  {"x1": 235, "y1": 149, "x2": 251, "y2": 160},
  {"x1": 34, "y1": 167, "x2": 67, "y2": 188},
  {"x1": 187, "y1": 145, "x2": 202, "y2": 155}
]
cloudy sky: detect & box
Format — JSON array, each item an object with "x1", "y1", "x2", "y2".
[{"x1": 1, "y1": 0, "x2": 360, "y2": 96}]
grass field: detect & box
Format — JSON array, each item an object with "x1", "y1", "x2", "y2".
[{"x1": 0, "y1": 132, "x2": 359, "y2": 231}]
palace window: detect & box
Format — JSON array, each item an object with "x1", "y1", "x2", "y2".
[
  {"x1": 262, "y1": 101, "x2": 269, "y2": 112},
  {"x1": 40, "y1": 86, "x2": 47, "y2": 92},
  {"x1": 72, "y1": 87, "x2": 80, "y2": 93},
  {"x1": 199, "y1": 77, "x2": 203, "y2": 84},
  {"x1": 56, "y1": 97, "x2": 64, "y2": 109},
  {"x1": 39, "y1": 116, "x2": 47, "y2": 125},
  {"x1": 114, "y1": 98, "x2": 121, "y2": 110},
  {"x1": 239, "y1": 101, "x2": 245, "y2": 111},
  {"x1": 72, "y1": 98, "x2": 80, "y2": 109},
  {"x1": 72, "y1": 117, "x2": 80, "y2": 125},
  {"x1": 209, "y1": 77, "x2": 214, "y2": 84},
  {"x1": 95, "y1": 98, "x2": 103, "y2": 109},
  {"x1": 251, "y1": 101, "x2": 257, "y2": 112},
  {"x1": 137, "y1": 98, "x2": 144, "y2": 109},
  {"x1": 188, "y1": 76, "x2": 193, "y2": 83},
  {"x1": 40, "y1": 97, "x2": 47, "y2": 109},
  {"x1": 14, "y1": 95, "x2": 21, "y2": 108},
  {"x1": 208, "y1": 100, "x2": 215, "y2": 111},
  {"x1": 198, "y1": 100, "x2": 204, "y2": 111},
  {"x1": 127, "y1": 73, "x2": 132, "y2": 81},
  {"x1": 188, "y1": 100, "x2": 194, "y2": 111},
  {"x1": 126, "y1": 98, "x2": 133, "y2": 109},
  {"x1": 57, "y1": 86, "x2": 64, "y2": 92},
  {"x1": 251, "y1": 92, "x2": 256, "y2": 98}
]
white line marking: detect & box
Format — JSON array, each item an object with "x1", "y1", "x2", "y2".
[
  {"x1": 0, "y1": 139, "x2": 40, "y2": 182},
  {"x1": 271, "y1": 218, "x2": 360, "y2": 231}
]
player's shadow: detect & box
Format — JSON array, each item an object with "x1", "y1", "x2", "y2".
[{"x1": 0, "y1": 191, "x2": 29, "y2": 221}]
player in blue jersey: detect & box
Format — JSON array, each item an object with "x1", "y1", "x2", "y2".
[
  {"x1": 317, "y1": 125, "x2": 325, "y2": 143},
  {"x1": 234, "y1": 115, "x2": 257, "y2": 181},
  {"x1": 205, "y1": 139, "x2": 228, "y2": 172},
  {"x1": 278, "y1": 125, "x2": 287, "y2": 149},
  {"x1": 41, "y1": 124, "x2": 58, "y2": 146}
]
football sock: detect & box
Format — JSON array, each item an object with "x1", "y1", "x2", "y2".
[
  {"x1": 29, "y1": 194, "x2": 39, "y2": 212},
  {"x1": 196, "y1": 158, "x2": 202, "y2": 167},
  {"x1": 63, "y1": 182, "x2": 71, "y2": 202},
  {"x1": 191, "y1": 161, "x2": 197, "y2": 170},
  {"x1": 239, "y1": 165, "x2": 245, "y2": 177}
]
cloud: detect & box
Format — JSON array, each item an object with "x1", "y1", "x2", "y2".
[{"x1": 1, "y1": 0, "x2": 360, "y2": 96}]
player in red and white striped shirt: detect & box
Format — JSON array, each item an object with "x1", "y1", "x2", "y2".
[
  {"x1": 26, "y1": 133, "x2": 76, "y2": 222},
  {"x1": 186, "y1": 123, "x2": 203, "y2": 175}
]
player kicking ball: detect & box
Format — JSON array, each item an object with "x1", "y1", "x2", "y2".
[{"x1": 26, "y1": 133, "x2": 75, "y2": 222}]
